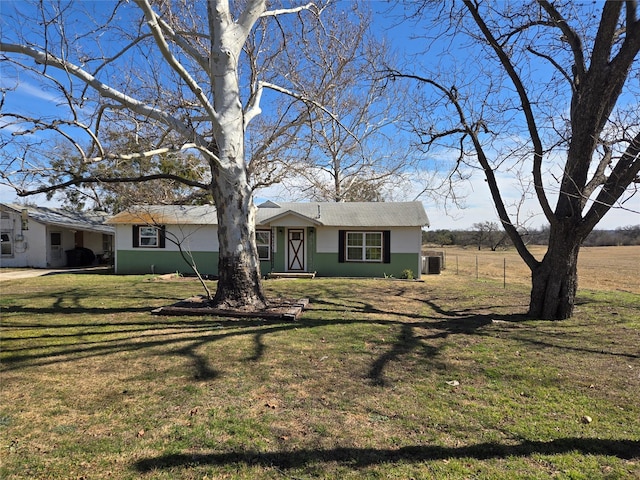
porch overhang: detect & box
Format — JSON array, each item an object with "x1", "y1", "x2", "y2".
[{"x1": 257, "y1": 210, "x2": 323, "y2": 227}]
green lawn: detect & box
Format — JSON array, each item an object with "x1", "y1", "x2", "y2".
[{"x1": 1, "y1": 273, "x2": 639, "y2": 479}]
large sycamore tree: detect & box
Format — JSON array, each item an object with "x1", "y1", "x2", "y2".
[
  {"x1": 394, "y1": 0, "x2": 640, "y2": 319},
  {"x1": 0, "y1": 0, "x2": 330, "y2": 309}
]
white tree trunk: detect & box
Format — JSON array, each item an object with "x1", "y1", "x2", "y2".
[
  {"x1": 210, "y1": 165, "x2": 266, "y2": 308},
  {"x1": 204, "y1": 0, "x2": 268, "y2": 308}
]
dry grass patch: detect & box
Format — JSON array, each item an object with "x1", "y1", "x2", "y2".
[
  {"x1": 428, "y1": 244, "x2": 640, "y2": 293},
  {"x1": 1, "y1": 271, "x2": 639, "y2": 479}
]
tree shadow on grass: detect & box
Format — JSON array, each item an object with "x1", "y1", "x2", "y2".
[
  {"x1": 0, "y1": 316, "x2": 299, "y2": 380},
  {"x1": 363, "y1": 312, "x2": 517, "y2": 386},
  {"x1": 1, "y1": 298, "x2": 487, "y2": 385},
  {"x1": 367, "y1": 322, "x2": 445, "y2": 386},
  {"x1": 1, "y1": 305, "x2": 154, "y2": 316},
  {"x1": 133, "y1": 438, "x2": 639, "y2": 473},
  {"x1": 359, "y1": 298, "x2": 521, "y2": 386},
  {"x1": 2, "y1": 284, "x2": 180, "y2": 316},
  {"x1": 506, "y1": 331, "x2": 640, "y2": 359},
  {"x1": 4, "y1": 287, "x2": 635, "y2": 385},
  {"x1": 0, "y1": 286, "x2": 528, "y2": 386}
]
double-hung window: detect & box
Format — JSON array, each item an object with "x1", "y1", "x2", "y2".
[
  {"x1": 255, "y1": 230, "x2": 271, "y2": 260},
  {"x1": 133, "y1": 225, "x2": 166, "y2": 248},
  {"x1": 139, "y1": 226, "x2": 159, "y2": 247},
  {"x1": 346, "y1": 231, "x2": 383, "y2": 262},
  {"x1": 339, "y1": 230, "x2": 390, "y2": 264}
]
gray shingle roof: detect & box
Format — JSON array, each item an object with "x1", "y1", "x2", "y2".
[
  {"x1": 257, "y1": 201, "x2": 429, "y2": 227},
  {"x1": 107, "y1": 202, "x2": 429, "y2": 228}
]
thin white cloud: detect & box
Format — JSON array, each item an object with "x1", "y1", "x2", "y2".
[{"x1": 1, "y1": 78, "x2": 64, "y2": 104}]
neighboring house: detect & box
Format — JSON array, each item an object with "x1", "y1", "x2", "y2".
[
  {"x1": 107, "y1": 201, "x2": 430, "y2": 278},
  {"x1": 0, "y1": 203, "x2": 115, "y2": 268}
]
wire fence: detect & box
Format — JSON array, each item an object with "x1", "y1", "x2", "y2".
[
  {"x1": 423, "y1": 246, "x2": 640, "y2": 293},
  {"x1": 423, "y1": 249, "x2": 531, "y2": 288}
]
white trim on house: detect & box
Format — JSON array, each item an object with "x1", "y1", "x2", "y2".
[{"x1": 107, "y1": 201, "x2": 429, "y2": 278}]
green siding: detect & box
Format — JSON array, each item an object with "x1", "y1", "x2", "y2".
[
  {"x1": 306, "y1": 227, "x2": 317, "y2": 272},
  {"x1": 273, "y1": 228, "x2": 286, "y2": 272},
  {"x1": 116, "y1": 239, "x2": 420, "y2": 278},
  {"x1": 115, "y1": 250, "x2": 219, "y2": 275},
  {"x1": 311, "y1": 252, "x2": 420, "y2": 278},
  {"x1": 259, "y1": 259, "x2": 273, "y2": 275}
]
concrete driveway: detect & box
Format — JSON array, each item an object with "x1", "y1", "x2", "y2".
[{"x1": 0, "y1": 266, "x2": 111, "y2": 282}]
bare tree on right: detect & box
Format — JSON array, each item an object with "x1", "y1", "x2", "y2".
[{"x1": 393, "y1": 0, "x2": 640, "y2": 319}]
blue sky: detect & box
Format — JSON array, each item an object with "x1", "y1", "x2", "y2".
[{"x1": 1, "y1": 0, "x2": 638, "y2": 231}]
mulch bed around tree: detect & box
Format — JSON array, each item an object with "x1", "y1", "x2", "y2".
[{"x1": 152, "y1": 296, "x2": 309, "y2": 320}]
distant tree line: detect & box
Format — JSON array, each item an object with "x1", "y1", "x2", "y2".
[{"x1": 423, "y1": 223, "x2": 640, "y2": 249}]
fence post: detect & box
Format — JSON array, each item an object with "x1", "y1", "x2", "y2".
[
  {"x1": 476, "y1": 255, "x2": 479, "y2": 280},
  {"x1": 504, "y1": 257, "x2": 506, "y2": 288}
]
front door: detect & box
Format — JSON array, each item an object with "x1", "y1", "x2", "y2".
[{"x1": 287, "y1": 229, "x2": 305, "y2": 271}]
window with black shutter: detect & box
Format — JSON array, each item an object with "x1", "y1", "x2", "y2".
[{"x1": 338, "y1": 230, "x2": 390, "y2": 263}]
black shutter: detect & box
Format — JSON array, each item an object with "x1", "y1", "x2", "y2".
[
  {"x1": 158, "y1": 225, "x2": 166, "y2": 248},
  {"x1": 133, "y1": 225, "x2": 140, "y2": 247},
  {"x1": 383, "y1": 230, "x2": 391, "y2": 263},
  {"x1": 271, "y1": 229, "x2": 275, "y2": 269},
  {"x1": 338, "y1": 230, "x2": 346, "y2": 263}
]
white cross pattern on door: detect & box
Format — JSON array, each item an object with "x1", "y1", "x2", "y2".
[{"x1": 287, "y1": 229, "x2": 304, "y2": 271}]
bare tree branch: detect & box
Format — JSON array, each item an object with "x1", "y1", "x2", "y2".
[
  {"x1": 7, "y1": 173, "x2": 209, "y2": 197},
  {"x1": 261, "y1": 2, "x2": 318, "y2": 18},
  {"x1": 0, "y1": 42, "x2": 196, "y2": 140},
  {"x1": 463, "y1": 0, "x2": 554, "y2": 224},
  {"x1": 134, "y1": 0, "x2": 219, "y2": 124},
  {"x1": 259, "y1": 81, "x2": 359, "y2": 145}
]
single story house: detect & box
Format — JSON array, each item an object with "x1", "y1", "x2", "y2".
[
  {"x1": 107, "y1": 201, "x2": 430, "y2": 278},
  {"x1": 0, "y1": 203, "x2": 114, "y2": 268}
]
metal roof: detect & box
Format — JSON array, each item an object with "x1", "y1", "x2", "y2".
[
  {"x1": 2, "y1": 203, "x2": 114, "y2": 235},
  {"x1": 107, "y1": 202, "x2": 429, "y2": 228}
]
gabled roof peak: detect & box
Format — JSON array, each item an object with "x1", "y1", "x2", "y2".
[{"x1": 257, "y1": 200, "x2": 281, "y2": 208}]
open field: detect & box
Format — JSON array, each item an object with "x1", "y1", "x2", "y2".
[
  {"x1": 1, "y1": 262, "x2": 639, "y2": 479},
  {"x1": 425, "y1": 245, "x2": 640, "y2": 294}
]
